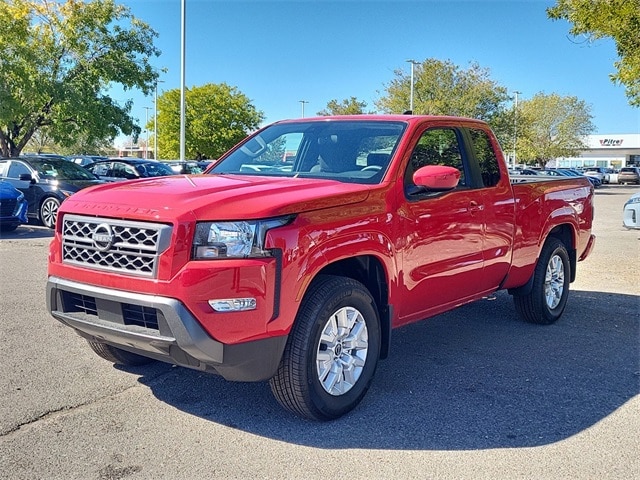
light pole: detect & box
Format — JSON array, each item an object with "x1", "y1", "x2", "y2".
[
  {"x1": 406, "y1": 59, "x2": 419, "y2": 113},
  {"x1": 154, "y1": 80, "x2": 164, "y2": 160},
  {"x1": 513, "y1": 91, "x2": 521, "y2": 166},
  {"x1": 299, "y1": 100, "x2": 309, "y2": 118},
  {"x1": 143, "y1": 107, "x2": 152, "y2": 159},
  {"x1": 180, "y1": 0, "x2": 186, "y2": 161}
]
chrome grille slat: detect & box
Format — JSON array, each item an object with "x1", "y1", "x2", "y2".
[{"x1": 62, "y1": 214, "x2": 172, "y2": 278}]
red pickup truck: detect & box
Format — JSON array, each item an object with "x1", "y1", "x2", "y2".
[{"x1": 47, "y1": 115, "x2": 595, "y2": 420}]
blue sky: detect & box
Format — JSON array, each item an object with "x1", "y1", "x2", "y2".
[{"x1": 111, "y1": 0, "x2": 639, "y2": 147}]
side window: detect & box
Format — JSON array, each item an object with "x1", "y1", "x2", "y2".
[
  {"x1": 89, "y1": 163, "x2": 110, "y2": 176},
  {"x1": 405, "y1": 128, "x2": 466, "y2": 194},
  {"x1": 469, "y1": 128, "x2": 501, "y2": 188},
  {"x1": 7, "y1": 161, "x2": 30, "y2": 178},
  {"x1": 124, "y1": 165, "x2": 138, "y2": 178},
  {"x1": 112, "y1": 163, "x2": 130, "y2": 178}
]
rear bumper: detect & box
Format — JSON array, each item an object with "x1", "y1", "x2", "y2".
[{"x1": 47, "y1": 276, "x2": 287, "y2": 381}]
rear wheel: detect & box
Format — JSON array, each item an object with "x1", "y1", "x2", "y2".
[
  {"x1": 88, "y1": 341, "x2": 155, "y2": 366},
  {"x1": 40, "y1": 197, "x2": 60, "y2": 229},
  {"x1": 513, "y1": 238, "x2": 571, "y2": 325},
  {"x1": 270, "y1": 275, "x2": 380, "y2": 421}
]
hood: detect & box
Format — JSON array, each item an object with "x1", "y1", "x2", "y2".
[{"x1": 60, "y1": 174, "x2": 372, "y2": 222}]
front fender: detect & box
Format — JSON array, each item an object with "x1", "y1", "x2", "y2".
[{"x1": 294, "y1": 229, "x2": 398, "y2": 303}]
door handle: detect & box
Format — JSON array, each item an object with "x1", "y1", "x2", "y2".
[{"x1": 468, "y1": 201, "x2": 483, "y2": 215}]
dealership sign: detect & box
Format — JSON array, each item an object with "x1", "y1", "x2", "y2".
[{"x1": 599, "y1": 138, "x2": 624, "y2": 147}]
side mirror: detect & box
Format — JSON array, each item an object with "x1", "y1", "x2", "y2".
[
  {"x1": 413, "y1": 165, "x2": 460, "y2": 191},
  {"x1": 18, "y1": 173, "x2": 34, "y2": 183}
]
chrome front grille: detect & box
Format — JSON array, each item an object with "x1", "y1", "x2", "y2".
[{"x1": 62, "y1": 214, "x2": 172, "y2": 278}]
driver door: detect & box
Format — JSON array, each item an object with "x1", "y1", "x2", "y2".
[{"x1": 397, "y1": 127, "x2": 485, "y2": 324}]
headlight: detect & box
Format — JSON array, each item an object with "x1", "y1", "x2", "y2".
[
  {"x1": 624, "y1": 196, "x2": 640, "y2": 207},
  {"x1": 192, "y1": 217, "x2": 292, "y2": 259}
]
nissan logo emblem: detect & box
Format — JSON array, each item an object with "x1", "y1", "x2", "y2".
[{"x1": 92, "y1": 223, "x2": 114, "y2": 252}]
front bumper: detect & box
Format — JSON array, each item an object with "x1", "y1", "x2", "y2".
[{"x1": 47, "y1": 276, "x2": 287, "y2": 381}]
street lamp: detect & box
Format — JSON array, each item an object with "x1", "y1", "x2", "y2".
[
  {"x1": 406, "y1": 59, "x2": 420, "y2": 113},
  {"x1": 299, "y1": 100, "x2": 309, "y2": 118},
  {"x1": 143, "y1": 106, "x2": 152, "y2": 159},
  {"x1": 154, "y1": 79, "x2": 164, "y2": 160},
  {"x1": 513, "y1": 91, "x2": 521, "y2": 166},
  {"x1": 180, "y1": 0, "x2": 186, "y2": 161}
]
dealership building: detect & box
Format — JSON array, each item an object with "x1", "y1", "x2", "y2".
[{"x1": 554, "y1": 133, "x2": 640, "y2": 170}]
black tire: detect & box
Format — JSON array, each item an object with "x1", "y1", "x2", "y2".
[
  {"x1": 269, "y1": 275, "x2": 381, "y2": 421},
  {"x1": 513, "y1": 238, "x2": 571, "y2": 325},
  {"x1": 40, "y1": 197, "x2": 60, "y2": 229},
  {"x1": 87, "y1": 341, "x2": 155, "y2": 366}
]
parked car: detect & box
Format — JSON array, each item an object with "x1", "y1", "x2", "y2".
[
  {"x1": 197, "y1": 160, "x2": 214, "y2": 171},
  {"x1": 21, "y1": 153, "x2": 69, "y2": 162},
  {"x1": 0, "y1": 180, "x2": 28, "y2": 232},
  {"x1": 623, "y1": 192, "x2": 640, "y2": 229},
  {"x1": 584, "y1": 167, "x2": 610, "y2": 184},
  {"x1": 509, "y1": 168, "x2": 540, "y2": 176},
  {"x1": 617, "y1": 167, "x2": 640, "y2": 185},
  {"x1": 542, "y1": 168, "x2": 601, "y2": 188},
  {"x1": 68, "y1": 155, "x2": 109, "y2": 167},
  {"x1": 0, "y1": 156, "x2": 103, "y2": 228},
  {"x1": 162, "y1": 160, "x2": 204, "y2": 174},
  {"x1": 85, "y1": 158, "x2": 175, "y2": 182},
  {"x1": 47, "y1": 114, "x2": 596, "y2": 421}
]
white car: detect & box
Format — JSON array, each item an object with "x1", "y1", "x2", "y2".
[
  {"x1": 623, "y1": 192, "x2": 640, "y2": 229},
  {"x1": 584, "y1": 167, "x2": 610, "y2": 184}
]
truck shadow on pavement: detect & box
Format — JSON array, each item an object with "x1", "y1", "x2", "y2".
[{"x1": 130, "y1": 289, "x2": 639, "y2": 450}]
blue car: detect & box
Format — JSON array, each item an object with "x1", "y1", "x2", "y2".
[{"x1": 0, "y1": 180, "x2": 28, "y2": 232}]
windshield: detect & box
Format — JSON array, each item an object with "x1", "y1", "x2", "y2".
[
  {"x1": 208, "y1": 120, "x2": 407, "y2": 184},
  {"x1": 30, "y1": 158, "x2": 98, "y2": 181}
]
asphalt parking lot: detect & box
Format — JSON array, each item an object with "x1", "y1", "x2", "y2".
[{"x1": 0, "y1": 185, "x2": 638, "y2": 480}]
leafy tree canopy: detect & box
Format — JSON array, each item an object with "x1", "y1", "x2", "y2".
[
  {"x1": 548, "y1": 0, "x2": 640, "y2": 107},
  {"x1": 0, "y1": 0, "x2": 160, "y2": 157},
  {"x1": 317, "y1": 97, "x2": 373, "y2": 116},
  {"x1": 153, "y1": 83, "x2": 264, "y2": 160},
  {"x1": 516, "y1": 92, "x2": 595, "y2": 164},
  {"x1": 375, "y1": 58, "x2": 511, "y2": 121}
]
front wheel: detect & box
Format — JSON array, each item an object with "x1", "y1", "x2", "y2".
[
  {"x1": 513, "y1": 238, "x2": 571, "y2": 325},
  {"x1": 269, "y1": 275, "x2": 381, "y2": 421},
  {"x1": 40, "y1": 197, "x2": 60, "y2": 229}
]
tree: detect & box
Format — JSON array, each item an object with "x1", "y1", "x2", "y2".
[
  {"x1": 23, "y1": 128, "x2": 56, "y2": 154},
  {"x1": 153, "y1": 83, "x2": 264, "y2": 160},
  {"x1": 376, "y1": 59, "x2": 511, "y2": 119},
  {"x1": 548, "y1": 0, "x2": 640, "y2": 107},
  {"x1": 317, "y1": 97, "x2": 373, "y2": 116},
  {"x1": 516, "y1": 93, "x2": 595, "y2": 165},
  {"x1": 375, "y1": 58, "x2": 513, "y2": 143},
  {"x1": 0, "y1": 0, "x2": 160, "y2": 157}
]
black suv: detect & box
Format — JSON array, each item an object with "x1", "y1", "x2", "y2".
[{"x1": 0, "y1": 156, "x2": 103, "y2": 228}]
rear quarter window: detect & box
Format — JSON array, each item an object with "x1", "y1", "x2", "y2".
[{"x1": 469, "y1": 128, "x2": 501, "y2": 187}]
